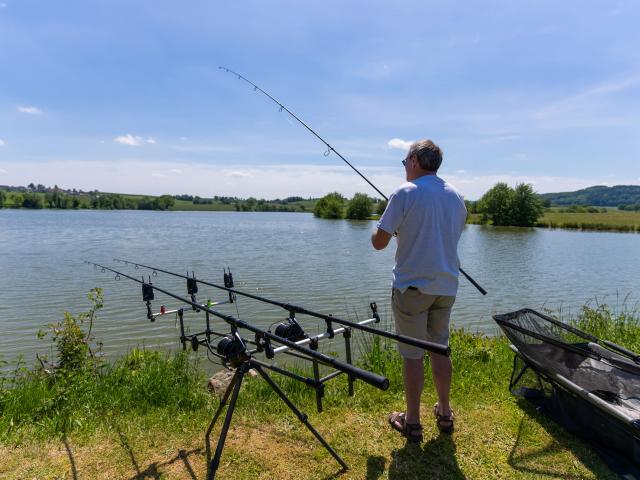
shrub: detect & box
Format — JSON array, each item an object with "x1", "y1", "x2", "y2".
[
  {"x1": 376, "y1": 199, "x2": 388, "y2": 216},
  {"x1": 313, "y1": 192, "x2": 346, "y2": 219},
  {"x1": 346, "y1": 193, "x2": 373, "y2": 220},
  {"x1": 22, "y1": 192, "x2": 44, "y2": 209},
  {"x1": 476, "y1": 183, "x2": 514, "y2": 225},
  {"x1": 477, "y1": 182, "x2": 544, "y2": 227}
]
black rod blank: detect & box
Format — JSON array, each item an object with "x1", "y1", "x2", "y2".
[
  {"x1": 219, "y1": 67, "x2": 486, "y2": 296},
  {"x1": 87, "y1": 261, "x2": 389, "y2": 391},
  {"x1": 113, "y1": 258, "x2": 451, "y2": 356}
]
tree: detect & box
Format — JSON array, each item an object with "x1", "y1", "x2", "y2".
[
  {"x1": 155, "y1": 195, "x2": 175, "y2": 210},
  {"x1": 12, "y1": 193, "x2": 24, "y2": 207},
  {"x1": 346, "y1": 193, "x2": 373, "y2": 220},
  {"x1": 376, "y1": 199, "x2": 388, "y2": 216},
  {"x1": 245, "y1": 197, "x2": 257, "y2": 211},
  {"x1": 510, "y1": 183, "x2": 544, "y2": 226},
  {"x1": 313, "y1": 192, "x2": 346, "y2": 219},
  {"x1": 0, "y1": 190, "x2": 6, "y2": 208},
  {"x1": 477, "y1": 182, "x2": 544, "y2": 227},
  {"x1": 477, "y1": 183, "x2": 514, "y2": 226},
  {"x1": 464, "y1": 200, "x2": 478, "y2": 214},
  {"x1": 22, "y1": 192, "x2": 44, "y2": 209}
]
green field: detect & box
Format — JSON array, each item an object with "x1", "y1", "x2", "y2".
[
  {"x1": 469, "y1": 208, "x2": 640, "y2": 232},
  {"x1": 535, "y1": 208, "x2": 640, "y2": 232}
]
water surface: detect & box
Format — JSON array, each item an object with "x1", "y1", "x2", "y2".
[{"x1": 1, "y1": 210, "x2": 638, "y2": 367}]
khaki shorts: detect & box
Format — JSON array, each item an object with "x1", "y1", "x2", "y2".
[{"x1": 392, "y1": 288, "x2": 455, "y2": 359}]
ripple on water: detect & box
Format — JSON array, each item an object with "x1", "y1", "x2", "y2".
[{"x1": 1, "y1": 210, "x2": 638, "y2": 367}]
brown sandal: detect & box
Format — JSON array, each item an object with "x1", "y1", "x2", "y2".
[
  {"x1": 388, "y1": 412, "x2": 423, "y2": 443},
  {"x1": 433, "y1": 403, "x2": 455, "y2": 434}
]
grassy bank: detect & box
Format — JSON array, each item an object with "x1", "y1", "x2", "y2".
[
  {"x1": 2, "y1": 303, "x2": 637, "y2": 478},
  {"x1": 468, "y1": 208, "x2": 640, "y2": 232}
]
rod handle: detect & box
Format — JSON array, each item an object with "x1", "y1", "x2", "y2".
[
  {"x1": 395, "y1": 334, "x2": 451, "y2": 356},
  {"x1": 320, "y1": 353, "x2": 389, "y2": 391}
]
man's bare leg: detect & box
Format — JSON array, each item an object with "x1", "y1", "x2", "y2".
[
  {"x1": 403, "y1": 356, "x2": 424, "y2": 424},
  {"x1": 430, "y1": 353, "x2": 452, "y2": 415}
]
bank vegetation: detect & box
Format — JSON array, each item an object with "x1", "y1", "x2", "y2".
[{"x1": 1, "y1": 291, "x2": 635, "y2": 478}]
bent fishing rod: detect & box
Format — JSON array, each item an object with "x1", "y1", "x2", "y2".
[
  {"x1": 113, "y1": 258, "x2": 451, "y2": 356},
  {"x1": 219, "y1": 66, "x2": 487, "y2": 296},
  {"x1": 87, "y1": 261, "x2": 389, "y2": 391}
]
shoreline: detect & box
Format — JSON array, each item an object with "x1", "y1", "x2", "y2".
[{"x1": 4, "y1": 207, "x2": 638, "y2": 233}]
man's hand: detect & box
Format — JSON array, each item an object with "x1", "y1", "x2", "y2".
[{"x1": 371, "y1": 228, "x2": 392, "y2": 250}]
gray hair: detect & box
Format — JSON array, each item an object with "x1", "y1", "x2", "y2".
[{"x1": 409, "y1": 140, "x2": 443, "y2": 172}]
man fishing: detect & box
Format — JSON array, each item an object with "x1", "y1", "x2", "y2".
[{"x1": 371, "y1": 139, "x2": 467, "y2": 442}]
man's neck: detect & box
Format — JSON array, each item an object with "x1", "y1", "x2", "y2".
[{"x1": 408, "y1": 171, "x2": 437, "y2": 182}]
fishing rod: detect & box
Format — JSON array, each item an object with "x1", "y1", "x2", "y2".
[
  {"x1": 219, "y1": 66, "x2": 487, "y2": 296},
  {"x1": 87, "y1": 261, "x2": 389, "y2": 391},
  {"x1": 113, "y1": 258, "x2": 451, "y2": 356}
]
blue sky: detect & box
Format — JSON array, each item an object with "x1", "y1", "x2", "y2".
[{"x1": 1, "y1": 0, "x2": 639, "y2": 199}]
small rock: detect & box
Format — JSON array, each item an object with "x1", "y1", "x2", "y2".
[{"x1": 207, "y1": 368, "x2": 257, "y2": 397}]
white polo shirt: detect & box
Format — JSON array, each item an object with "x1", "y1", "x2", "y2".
[{"x1": 377, "y1": 175, "x2": 467, "y2": 296}]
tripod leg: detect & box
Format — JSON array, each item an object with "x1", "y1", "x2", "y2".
[
  {"x1": 253, "y1": 363, "x2": 348, "y2": 471},
  {"x1": 206, "y1": 369, "x2": 240, "y2": 455},
  {"x1": 206, "y1": 366, "x2": 246, "y2": 480}
]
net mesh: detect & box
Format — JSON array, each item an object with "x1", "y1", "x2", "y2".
[{"x1": 494, "y1": 308, "x2": 640, "y2": 476}]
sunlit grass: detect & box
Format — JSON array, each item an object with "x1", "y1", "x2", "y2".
[{"x1": 1, "y1": 304, "x2": 634, "y2": 478}]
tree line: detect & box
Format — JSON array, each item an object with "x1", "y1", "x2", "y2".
[
  {"x1": 539, "y1": 185, "x2": 640, "y2": 207},
  {"x1": 0, "y1": 188, "x2": 175, "y2": 211}
]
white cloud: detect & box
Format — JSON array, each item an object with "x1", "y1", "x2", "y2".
[
  {"x1": 0, "y1": 139, "x2": 5, "y2": 146},
  {"x1": 114, "y1": 134, "x2": 156, "y2": 146},
  {"x1": 167, "y1": 168, "x2": 182, "y2": 174},
  {"x1": 387, "y1": 138, "x2": 412, "y2": 150},
  {"x1": 151, "y1": 173, "x2": 166, "y2": 178},
  {"x1": 0, "y1": 168, "x2": 7, "y2": 174},
  {"x1": 114, "y1": 134, "x2": 143, "y2": 146},
  {"x1": 17, "y1": 105, "x2": 43, "y2": 115}
]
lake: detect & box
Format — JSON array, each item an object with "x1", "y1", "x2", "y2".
[{"x1": 1, "y1": 209, "x2": 638, "y2": 368}]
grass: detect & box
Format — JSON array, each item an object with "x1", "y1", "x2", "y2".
[
  {"x1": 468, "y1": 208, "x2": 640, "y2": 232},
  {"x1": 1, "y1": 303, "x2": 637, "y2": 479},
  {"x1": 535, "y1": 209, "x2": 640, "y2": 232}
]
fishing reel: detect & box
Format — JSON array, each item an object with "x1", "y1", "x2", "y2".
[
  {"x1": 217, "y1": 332, "x2": 249, "y2": 367},
  {"x1": 273, "y1": 315, "x2": 306, "y2": 342}
]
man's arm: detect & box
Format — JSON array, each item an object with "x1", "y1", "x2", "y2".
[{"x1": 371, "y1": 228, "x2": 392, "y2": 250}]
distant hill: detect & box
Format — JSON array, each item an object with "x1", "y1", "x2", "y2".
[{"x1": 539, "y1": 185, "x2": 640, "y2": 207}]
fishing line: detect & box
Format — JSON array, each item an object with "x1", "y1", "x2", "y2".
[{"x1": 219, "y1": 67, "x2": 487, "y2": 296}]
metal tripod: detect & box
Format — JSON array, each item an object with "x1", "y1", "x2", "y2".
[{"x1": 205, "y1": 358, "x2": 348, "y2": 479}]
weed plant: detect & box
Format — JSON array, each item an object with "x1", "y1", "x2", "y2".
[{"x1": 0, "y1": 291, "x2": 210, "y2": 441}]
